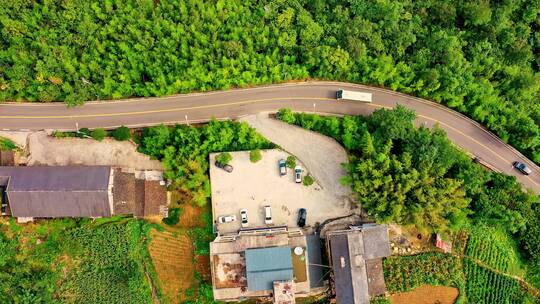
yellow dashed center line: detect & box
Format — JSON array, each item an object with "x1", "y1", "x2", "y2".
[
  {"x1": 1, "y1": 97, "x2": 538, "y2": 189},
  {"x1": 0, "y1": 97, "x2": 334, "y2": 119}
]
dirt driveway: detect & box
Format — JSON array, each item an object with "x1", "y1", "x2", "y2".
[
  {"x1": 210, "y1": 150, "x2": 352, "y2": 235},
  {"x1": 241, "y1": 113, "x2": 351, "y2": 198},
  {"x1": 24, "y1": 131, "x2": 162, "y2": 170}
]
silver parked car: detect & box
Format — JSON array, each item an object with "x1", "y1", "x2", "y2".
[
  {"x1": 240, "y1": 209, "x2": 249, "y2": 228},
  {"x1": 278, "y1": 159, "x2": 287, "y2": 176},
  {"x1": 294, "y1": 166, "x2": 302, "y2": 183}
]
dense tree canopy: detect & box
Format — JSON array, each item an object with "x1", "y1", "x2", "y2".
[
  {"x1": 1, "y1": 0, "x2": 539, "y2": 162},
  {"x1": 278, "y1": 108, "x2": 540, "y2": 260}
]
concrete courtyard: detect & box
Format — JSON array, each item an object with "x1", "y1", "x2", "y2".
[{"x1": 210, "y1": 149, "x2": 352, "y2": 235}]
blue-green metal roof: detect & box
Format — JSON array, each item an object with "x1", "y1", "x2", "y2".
[{"x1": 245, "y1": 247, "x2": 293, "y2": 291}]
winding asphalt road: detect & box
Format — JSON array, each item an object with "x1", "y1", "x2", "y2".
[{"x1": 1, "y1": 81, "x2": 539, "y2": 194}]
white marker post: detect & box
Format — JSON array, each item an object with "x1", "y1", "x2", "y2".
[{"x1": 185, "y1": 114, "x2": 189, "y2": 126}]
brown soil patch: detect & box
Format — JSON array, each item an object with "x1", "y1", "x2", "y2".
[
  {"x1": 390, "y1": 285, "x2": 459, "y2": 304},
  {"x1": 178, "y1": 204, "x2": 206, "y2": 228},
  {"x1": 148, "y1": 230, "x2": 196, "y2": 304},
  {"x1": 195, "y1": 254, "x2": 212, "y2": 281}
]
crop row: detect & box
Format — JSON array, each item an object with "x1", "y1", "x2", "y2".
[{"x1": 464, "y1": 259, "x2": 525, "y2": 304}]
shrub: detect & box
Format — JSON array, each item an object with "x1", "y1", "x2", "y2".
[
  {"x1": 52, "y1": 131, "x2": 71, "y2": 138},
  {"x1": 162, "y1": 208, "x2": 182, "y2": 226},
  {"x1": 250, "y1": 149, "x2": 262, "y2": 163},
  {"x1": 112, "y1": 126, "x2": 131, "y2": 141},
  {"x1": 278, "y1": 108, "x2": 296, "y2": 124},
  {"x1": 303, "y1": 175, "x2": 314, "y2": 186},
  {"x1": 286, "y1": 155, "x2": 296, "y2": 168},
  {"x1": 0, "y1": 137, "x2": 17, "y2": 151},
  {"x1": 90, "y1": 128, "x2": 107, "y2": 141},
  {"x1": 216, "y1": 152, "x2": 232, "y2": 165},
  {"x1": 78, "y1": 128, "x2": 91, "y2": 137}
]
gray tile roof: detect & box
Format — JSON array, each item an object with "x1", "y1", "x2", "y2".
[
  {"x1": 328, "y1": 224, "x2": 390, "y2": 304},
  {"x1": 0, "y1": 166, "x2": 112, "y2": 218},
  {"x1": 245, "y1": 247, "x2": 293, "y2": 291},
  {"x1": 307, "y1": 234, "x2": 325, "y2": 288},
  {"x1": 329, "y1": 233, "x2": 355, "y2": 304}
]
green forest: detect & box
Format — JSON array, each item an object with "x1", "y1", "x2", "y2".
[
  {"x1": 1, "y1": 0, "x2": 539, "y2": 163},
  {"x1": 277, "y1": 107, "x2": 540, "y2": 294}
]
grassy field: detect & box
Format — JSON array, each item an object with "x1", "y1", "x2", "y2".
[{"x1": 0, "y1": 217, "x2": 157, "y2": 304}]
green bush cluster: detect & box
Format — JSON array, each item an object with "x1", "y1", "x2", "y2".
[
  {"x1": 112, "y1": 126, "x2": 131, "y2": 141},
  {"x1": 2, "y1": 0, "x2": 539, "y2": 163},
  {"x1": 216, "y1": 152, "x2": 232, "y2": 165},
  {"x1": 0, "y1": 137, "x2": 17, "y2": 151},
  {"x1": 250, "y1": 149, "x2": 262, "y2": 163},
  {"x1": 162, "y1": 208, "x2": 182, "y2": 226},
  {"x1": 286, "y1": 155, "x2": 297, "y2": 169},
  {"x1": 303, "y1": 175, "x2": 314, "y2": 186},
  {"x1": 90, "y1": 128, "x2": 108, "y2": 141}
]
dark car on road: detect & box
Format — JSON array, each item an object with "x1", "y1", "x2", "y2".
[
  {"x1": 297, "y1": 208, "x2": 307, "y2": 228},
  {"x1": 513, "y1": 161, "x2": 532, "y2": 175},
  {"x1": 215, "y1": 160, "x2": 233, "y2": 173}
]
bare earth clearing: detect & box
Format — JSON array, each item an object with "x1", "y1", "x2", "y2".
[
  {"x1": 18, "y1": 131, "x2": 162, "y2": 169},
  {"x1": 390, "y1": 285, "x2": 459, "y2": 304}
]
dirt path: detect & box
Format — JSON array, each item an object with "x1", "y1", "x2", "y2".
[{"x1": 241, "y1": 112, "x2": 351, "y2": 198}]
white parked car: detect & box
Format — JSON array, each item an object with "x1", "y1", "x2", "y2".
[
  {"x1": 264, "y1": 206, "x2": 273, "y2": 225},
  {"x1": 240, "y1": 209, "x2": 249, "y2": 228},
  {"x1": 218, "y1": 214, "x2": 237, "y2": 223},
  {"x1": 294, "y1": 166, "x2": 302, "y2": 183}
]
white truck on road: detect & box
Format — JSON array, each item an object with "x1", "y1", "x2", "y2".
[{"x1": 336, "y1": 90, "x2": 372, "y2": 102}]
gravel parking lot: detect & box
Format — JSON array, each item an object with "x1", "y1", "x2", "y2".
[
  {"x1": 210, "y1": 149, "x2": 353, "y2": 235},
  {"x1": 241, "y1": 113, "x2": 351, "y2": 198}
]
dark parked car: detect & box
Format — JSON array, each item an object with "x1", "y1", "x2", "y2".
[
  {"x1": 215, "y1": 160, "x2": 233, "y2": 173},
  {"x1": 512, "y1": 161, "x2": 532, "y2": 175},
  {"x1": 297, "y1": 208, "x2": 307, "y2": 228}
]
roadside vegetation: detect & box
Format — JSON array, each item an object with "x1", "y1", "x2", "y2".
[
  {"x1": 52, "y1": 126, "x2": 132, "y2": 141},
  {"x1": 2, "y1": 0, "x2": 539, "y2": 163},
  {"x1": 0, "y1": 137, "x2": 17, "y2": 151},
  {"x1": 278, "y1": 108, "x2": 540, "y2": 301}
]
